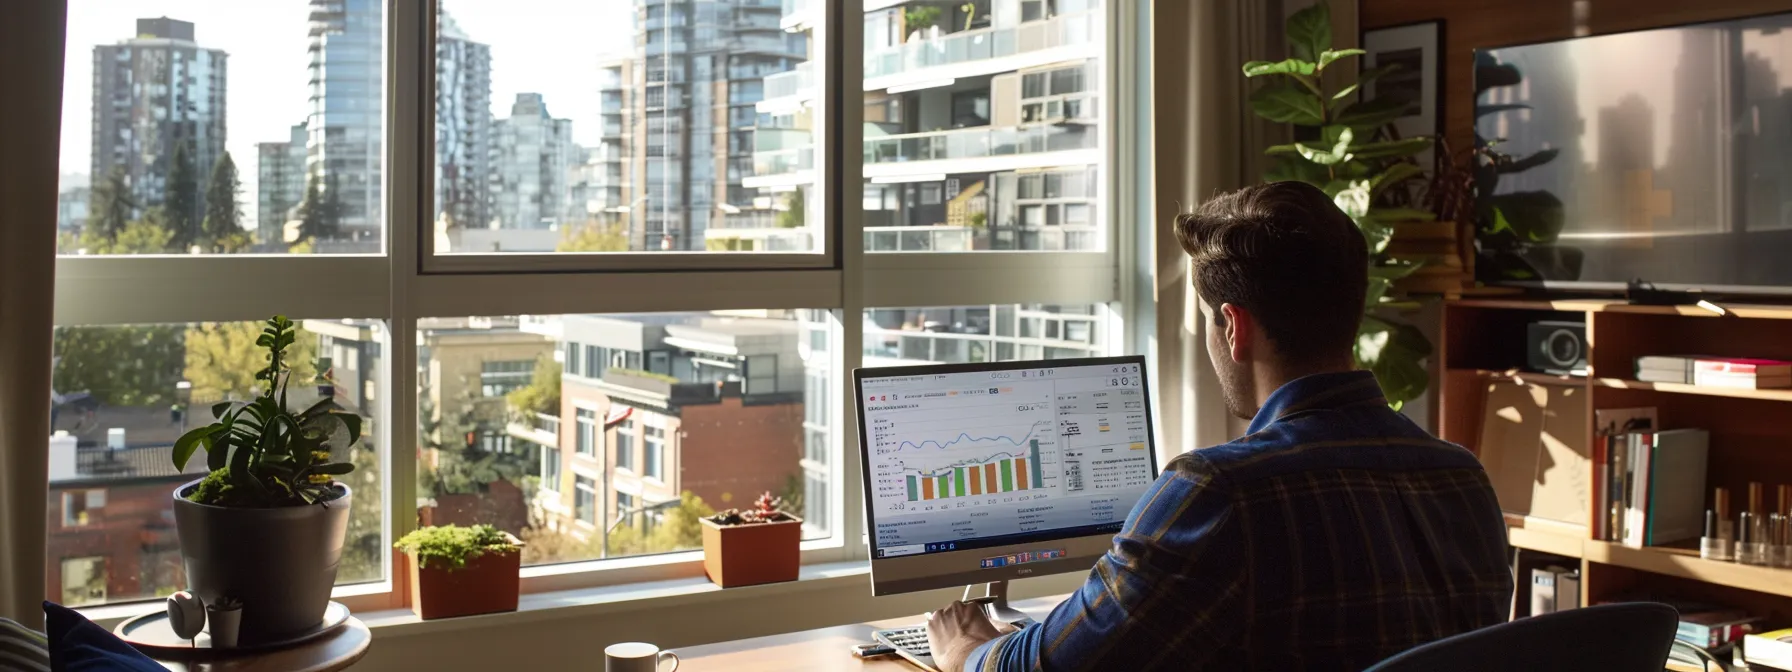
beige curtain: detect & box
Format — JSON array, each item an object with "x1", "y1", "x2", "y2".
[
  {"x1": 1151, "y1": 0, "x2": 1356, "y2": 452},
  {"x1": 0, "y1": 0, "x2": 64, "y2": 627}
]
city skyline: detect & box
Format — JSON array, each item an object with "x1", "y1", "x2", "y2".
[{"x1": 59, "y1": 0, "x2": 634, "y2": 233}]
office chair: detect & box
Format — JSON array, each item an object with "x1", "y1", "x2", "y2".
[{"x1": 1364, "y1": 602, "x2": 1679, "y2": 672}]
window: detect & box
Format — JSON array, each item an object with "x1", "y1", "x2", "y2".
[
  {"x1": 47, "y1": 321, "x2": 388, "y2": 607},
  {"x1": 644, "y1": 426, "x2": 665, "y2": 480},
  {"x1": 616, "y1": 417, "x2": 636, "y2": 472},
  {"x1": 575, "y1": 476, "x2": 597, "y2": 524},
  {"x1": 541, "y1": 442, "x2": 562, "y2": 493},
  {"x1": 61, "y1": 490, "x2": 104, "y2": 527},
  {"x1": 416, "y1": 311, "x2": 826, "y2": 567},
  {"x1": 429, "y1": 0, "x2": 819, "y2": 259},
  {"x1": 34, "y1": 0, "x2": 1131, "y2": 610},
  {"x1": 480, "y1": 360, "x2": 534, "y2": 397},
  {"x1": 61, "y1": 557, "x2": 108, "y2": 607},
  {"x1": 576, "y1": 408, "x2": 598, "y2": 457}
]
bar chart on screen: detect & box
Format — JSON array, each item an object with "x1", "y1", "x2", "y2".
[{"x1": 867, "y1": 381, "x2": 1063, "y2": 516}]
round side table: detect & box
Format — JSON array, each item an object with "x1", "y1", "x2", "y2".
[{"x1": 138, "y1": 617, "x2": 371, "y2": 672}]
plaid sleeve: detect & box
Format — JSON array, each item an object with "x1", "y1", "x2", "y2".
[{"x1": 966, "y1": 454, "x2": 1249, "y2": 672}]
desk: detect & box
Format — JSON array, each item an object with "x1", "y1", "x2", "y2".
[
  {"x1": 143, "y1": 617, "x2": 371, "y2": 672},
  {"x1": 672, "y1": 596, "x2": 1063, "y2": 671}
]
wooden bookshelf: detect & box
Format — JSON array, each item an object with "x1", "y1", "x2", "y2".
[
  {"x1": 1441, "y1": 299, "x2": 1792, "y2": 621},
  {"x1": 1591, "y1": 378, "x2": 1792, "y2": 403}
]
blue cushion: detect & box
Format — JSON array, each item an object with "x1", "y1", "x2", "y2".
[{"x1": 42, "y1": 601, "x2": 163, "y2": 672}]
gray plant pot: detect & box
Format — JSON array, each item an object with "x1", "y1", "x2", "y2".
[{"x1": 172, "y1": 480, "x2": 351, "y2": 645}]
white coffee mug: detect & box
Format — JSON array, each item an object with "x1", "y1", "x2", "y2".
[{"x1": 605, "y1": 642, "x2": 679, "y2": 672}]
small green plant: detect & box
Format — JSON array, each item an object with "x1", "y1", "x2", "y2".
[
  {"x1": 968, "y1": 211, "x2": 988, "y2": 230},
  {"x1": 1241, "y1": 0, "x2": 1435, "y2": 409},
  {"x1": 172, "y1": 315, "x2": 360, "y2": 507},
  {"x1": 904, "y1": 6, "x2": 943, "y2": 38},
  {"x1": 395, "y1": 524, "x2": 521, "y2": 571},
  {"x1": 709, "y1": 492, "x2": 793, "y2": 525}
]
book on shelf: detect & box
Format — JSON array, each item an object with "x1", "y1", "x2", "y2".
[
  {"x1": 1645, "y1": 429, "x2": 1711, "y2": 546},
  {"x1": 1594, "y1": 408, "x2": 1656, "y2": 541},
  {"x1": 1744, "y1": 628, "x2": 1792, "y2": 672},
  {"x1": 1677, "y1": 609, "x2": 1764, "y2": 651},
  {"x1": 1692, "y1": 358, "x2": 1792, "y2": 389},
  {"x1": 1638, "y1": 355, "x2": 1698, "y2": 384}
]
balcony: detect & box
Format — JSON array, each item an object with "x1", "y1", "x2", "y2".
[
  {"x1": 763, "y1": 62, "x2": 813, "y2": 104},
  {"x1": 780, "y1": 0, "x2": 812, "y2": 31},
  {"x1": 863, "y1": 11, "x2": 1098, "y2": 86},
  {"x1": 706, "y1": 227, "x2": 814, "y2": 252},
  {"x1": 863, "y1": 329, "x2": 991, "y2": 365},
  {"x1": 865, "y1": 225, "x2": 974, "y2": 253},
  {"x1": 505, "y1": 411, "x2": 559, "y2": 447},
  {"x1": 861, "y1": 124, "x2": 1097, "y2": 177},
  {"x1": 743, "y1": 145, "x2": 815, "y2": 189}
]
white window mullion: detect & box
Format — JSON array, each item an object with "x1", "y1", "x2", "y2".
[
  {"x1": 828, "y1": 0, "x2": 867, "y2": 563},
  {"x1": 386, "y1": 0, "x2": 429, "y2": 558}
]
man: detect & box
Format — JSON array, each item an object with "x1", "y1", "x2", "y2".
[{"x1": 927, "y1": 181, "x2": 1513, "y2": 671}]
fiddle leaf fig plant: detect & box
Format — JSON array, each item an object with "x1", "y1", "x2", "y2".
[
  {"x1": 172, "y1": 315, "x2": 360, "y2": 507},
  {"x1": 1242, "y1": 1, "x2": 1435, "y2": 409}
]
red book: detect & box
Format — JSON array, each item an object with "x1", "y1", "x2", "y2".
[{"x1": 1694, "y1": 358, "x2": 1792, "y2": 376}]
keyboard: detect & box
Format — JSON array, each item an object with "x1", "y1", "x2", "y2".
[
  {"x1": 872, "y1": 617, "x2": 1037, "y2": 671},
  {"x1": 873, "y1": 625, "x2": 936, "y2": 671}
]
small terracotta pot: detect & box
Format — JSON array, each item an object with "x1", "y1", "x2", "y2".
[
  {"x1": 701, "y1": 516, "x2": 802, "y2": 588},
  {"x1": 407, "y1": 536, "x2": 522, "y2": 620}
]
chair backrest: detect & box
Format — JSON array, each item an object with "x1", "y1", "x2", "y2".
[{"x1": 1364, "y1": 602, "x2": 1679, "y2": 672}]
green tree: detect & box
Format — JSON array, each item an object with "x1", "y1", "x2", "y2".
[
  {"x1": 88, "y1": 165, "x2": 134, "y2": 244},
  {"x1": 904, "y1": 6, "x2": 943, "y2": 38},
  {"x1": 777, "y1": 191, "x2": 805, "y2": 229},
  {"x1": 505, "y1": 355, "x2": 562, "y2": 418},
  {"x1": 201, "y1": 151, "x2": 249, "y2": 253},
  {"x1": 51, "y1": 325, "x2": 186, "y2": 407},
  {"x1": 295, "y1": 173, "x2": 342, "y2": 245},
  {"x1": 182, "y1": 322, "x2": 319, "y2": 403},
  {"x1": 80, "y1": 207, "x2": 177, "y2": 255},
  {"x1": 557, "y1": 222, "x2": 630, "y2": 252},
  {"x1": 338, "y1": 430, "x2": 384, "y2": 582},
  {"x1": 164, "y1": 139, "x2": 201, "y2": 250},
  {"x1": 606, "y1": 491, "x2": 714, "y2": 556},
  {"x1": 419, "y1": 385, "x2": 533, "y2": 497}
]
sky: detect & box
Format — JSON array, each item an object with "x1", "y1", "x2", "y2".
[{"x1": 60, "y1": 0, "x2": 634, "y2": 230}]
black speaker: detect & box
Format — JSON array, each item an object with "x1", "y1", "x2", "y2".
[{"x1": 1527, "y1": 321, "x2": 1587, "y2": 375}]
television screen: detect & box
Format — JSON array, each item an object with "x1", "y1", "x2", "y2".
[{"x1": 1474, "y1": 11, "x2": 1792, "y2": 294}]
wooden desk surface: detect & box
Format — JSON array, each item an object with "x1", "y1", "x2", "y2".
[
  {"x1": 145, "y1": 617, "x2": 371, "y2": 672},
  {"x1": 672, "y1": 597, "x2": 1063, "y2": 671}
]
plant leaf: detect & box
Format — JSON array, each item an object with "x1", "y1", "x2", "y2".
[
  {"x1": 310, "y1": 462, "x2": 355, "y2": 476},
  {"x1": 1475, "y1": 102, "x2": 1532, "y2": 119},
  {"x1": 211, "y1": 401, "x2": 236, "y2": 419},
  {"x1": 1499, "y1": 148, "x2": 1560, "y2": 174},
  {"x1": 1352, "y1": 137, "x2": 1433, "y2": 160},
  {"x1": 1286, "y1": 2, "x2": 1331, "y2": 63},
  {"x1": 1317, "y1": 48, "x2": 1365, "y2": 70},
  {"x1": 1333, "y1": 180, "x2": 1372, "y2": 219},
  {"x1": 1266, "y1": 143, "x2": 1303, "y2": 155},
  {"x1": 1334, "y1": 63, "x2": 1401, "y2": 103},
  {"x1": 1243, "y1": 59, "x2": 1317, "y2": 77},
  {"x1": 172, "y1": 425, "x2": 219, "y2": 470},
  {"x1": 1369, "y1": 163, "x2": 1424, "y2": 198},
  {"x1": 1335, "y1": 94, "x2": 1411, "y2": 130},
  {"x1": 1355, "y1": 319, "x2": 1432, "y2": 407},
  {"x1": 1249, "y1": 80, "x2": 1325, "y2": 126},
  {"x1": 1369, "y1": 262, "x2": 1423, "y2": 282}
]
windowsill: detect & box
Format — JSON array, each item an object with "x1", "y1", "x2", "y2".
[
  {"x1": 359, "y1": 561, "x2": 871, "y2": 638},
  {"x1": 79, "y1": 579, "x2": 394, "y2": 630}
]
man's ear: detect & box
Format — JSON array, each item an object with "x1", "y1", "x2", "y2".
[{"x1": 1219, "y1": 303, "x2": 1251, "y2": 364}]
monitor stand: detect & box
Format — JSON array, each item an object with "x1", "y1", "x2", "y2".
[{"x1": 967, "y1": 580, "x2": 1034, "y2": 626}]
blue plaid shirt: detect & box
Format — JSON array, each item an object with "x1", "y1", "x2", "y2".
[{"x1": 968, "y1": 371, "x2": 1513, "y2": 671}]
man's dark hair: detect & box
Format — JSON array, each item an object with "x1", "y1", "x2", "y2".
[{"x1": 1173, "y1": 181, "x2": 1368, "y2": 367}]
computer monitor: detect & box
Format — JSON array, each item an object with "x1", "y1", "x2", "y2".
[{"x1": 853, "y1": 356, "x2": 1160, "y2": 597}]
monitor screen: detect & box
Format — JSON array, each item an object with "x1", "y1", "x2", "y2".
[
  {"x1": 854, "y1": 356, "x2": 1159, "y2": 595},
  {"x1": 1474, "y1": 10, "x2": 1792, "y2": 294}
]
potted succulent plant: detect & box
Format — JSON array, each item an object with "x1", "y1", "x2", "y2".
[
  {"x1": 394, "y1": 524, "x2": 524, "y2": 620},
  {"x1": 701, "y1": 493, "x2": 801, "y2": 588},
  {"x1": 169, "y1": 315, "x2": 361, "y2": 645}
]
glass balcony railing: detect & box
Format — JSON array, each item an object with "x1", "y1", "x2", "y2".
[
  {"x1": 863, "y1": 124, "x2": 1096, "y2": 164},
  {"x1": 753, "y1": 147, "x2": 814, "y2": 176},
  {"x1": 755, "y1": 127, "x2": 812, "y2": 152},
  {"x1": 865, "y1": 226, "x2": 973, "y2": 252},
  {"x1": 863, "y1": 330, "x2": 992, "y2": 364},
  {"x1": 864, "y1": 11, "x2": 1097, "y2": 80},
  {"x1": 764, "y1": 62, "x2": 813, "y2": 100}
]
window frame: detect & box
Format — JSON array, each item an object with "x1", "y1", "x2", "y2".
[{"x1": 38, "y1": 0, "x2": 1146, "y2": 614}]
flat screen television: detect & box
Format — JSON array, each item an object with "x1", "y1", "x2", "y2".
[{"x1": 1474, "y1": 11, "x2": 1792, "y2": 295}]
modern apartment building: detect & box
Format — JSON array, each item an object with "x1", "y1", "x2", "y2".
[
  {"x1": 255, "y1": 122, "x2": 308, "y2": 245},
  {"x1": 491, "y1": 93, "x2": 576, "y2": 231},
  {"x1": 745, "y1": 0, "x2": 1103, "y2": 252},
  {"x1": 436, "y1": 10, "x2": 494, "y2": 232},
  {"x1": 306, "y1": 0, "x2": 384, "y2": 248},
  {"x1": 91, "y1": 17, "x2": 228, "y2": 222},
  {"x1": 517, "y1": 314, "x2": 810, "y2": 542},
  {"x1": 596, "y1": 0, "x2": 810, "y2": 251}
]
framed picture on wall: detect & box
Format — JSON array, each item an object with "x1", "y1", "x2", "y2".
[{"x1": 1362, "y1": 20, "x2": 1443, "y2": 171}]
